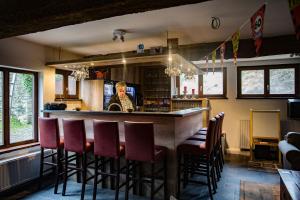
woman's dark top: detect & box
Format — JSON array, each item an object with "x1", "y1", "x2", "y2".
[{"x1": 108, "y1": 93, "x2": 136, "y2": 111}]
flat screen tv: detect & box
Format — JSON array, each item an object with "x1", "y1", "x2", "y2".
[{"x1": 287, "y1": 99, "x2": 300, "y2": 119}]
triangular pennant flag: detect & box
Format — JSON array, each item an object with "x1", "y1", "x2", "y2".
[
  {"x1": 288, "y1": 0, "x2": 300, "y2": 39},
  {"x1": 251, "y1": 4, "x2": 266, "y2": 55},
  {"x1": 232, "y1": 30, "x2": 240, "y2": 65},
  {"x1": 205, "y1": 56, "x2": 209, "y2": 74},
  {"x1": 212, "y1": 50, "x2": 216, "y2": 74},
  {"x1": 220, "y1": 43, "x2": 226, "y2": 69}
]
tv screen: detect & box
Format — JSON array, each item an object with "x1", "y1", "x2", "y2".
[{"x1": 287, "y1": 99, "x2": 300, "y2": 119}]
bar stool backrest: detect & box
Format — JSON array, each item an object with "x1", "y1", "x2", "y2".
[
  {"x1": 93, "y1": 120, "x2": 120, "y2": 158},
  {"x1": 205, "y1": 118, "x2": 216, "y2": 156},
  {"x1": 214, "y1": 115, "x2": 221, "y2": 146},
  {"x1": 124, "y1": 121, "x2": 155, "y2": 162},
  {"x1": 63, "y1": 119, "x2": 87, "y2": 153},
  {"x1": 219, "y1": 112, "x2": 225, "y2": 138},
  {"x1": 39, "y1": 117, "x2": 60, "y2": 149}
]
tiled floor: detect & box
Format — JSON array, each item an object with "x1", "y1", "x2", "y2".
[{"x1": 5, "y1": 154, "x2": 280, "y2": 200}]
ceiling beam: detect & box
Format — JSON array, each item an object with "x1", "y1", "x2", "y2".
[{"x1": 0, "y1": 0, "x2": 209, "y2": 39}]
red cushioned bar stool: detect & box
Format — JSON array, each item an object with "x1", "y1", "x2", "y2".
[
  {"x1": 194, "y1": 112, "x2": 226, "y2": 171},
  {"x1": 188, "y1": 115, "x2": 222, "y2": 182},
  {"x1": 124, "y1": 121, "x2": 168, "y2": 200},
  {"x1": 38, "y1": 117, "x2": 64, "y2": 194},
  {"x1": 177, "y1": 118, "x2": 217, "y2": 200},
  {"x1": 62, "y1": 119, "x2": 94, "y2": 200},
  {"x1": 92, "y1": 120, "x2": 126, "y2": 200}
]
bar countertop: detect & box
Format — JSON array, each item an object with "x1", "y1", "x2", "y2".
[{"x1": 43, "y1": 107, "x2": 208, "y2": 117}]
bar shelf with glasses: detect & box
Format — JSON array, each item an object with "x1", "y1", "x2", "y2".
[{"x1": 142, "y1": 66, "x2": 171, "y2": 112}]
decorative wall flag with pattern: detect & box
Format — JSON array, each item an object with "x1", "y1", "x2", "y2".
[
  {"x1": 220, "y1": 43, "x2": 226, "y2": 68},
  {"x1": 205, "y1": 56, "x2": 209, "y2": 74},
  {"x1": 231, "y1": 30, "x2": 240, "y2": 65},
  {"x1": 288, "y1": 0, "x2": 300, "y2": 39},
  {"x1": 212, "y1": 50, "x2": 216, "y2": 74},
  {"x1": 212, "y1": 50, "x2": 216, "y2": 66},
  {"x1": 251, "y1": 4, "x2": 266, "y2": 55}
]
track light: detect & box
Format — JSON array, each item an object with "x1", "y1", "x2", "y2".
[{"x1": 112, "y1": 29, "x2": 126, "y2": 42}]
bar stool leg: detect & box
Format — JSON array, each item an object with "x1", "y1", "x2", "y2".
[
  {"x1": 211, "y1": 161, "x2": 217, "y2": 193},
  {"x1": 115, "y1": 158, "x2": 120, "y2": 200},
  {"x1": 101, "y1": 157, "x2": 107, "y2": 188},
  {"x1": 51, "y1": 150, "x2": 56, "y2": 174},
  {"x1": 138, "y1": 162, "x2": 143, "y2": 195},
  {"x1": 54, "y1": 149, "x2": 61, "y2": 194},
  {"x1": 110, "y1": 158, "x2": 115, "y2": 190},
  {"x1": 177, "y1": 153, "x2": 181, "y2": 199},
  {"x1": 81, "y1": 153, "x2": 87, "y2": 200},
  {"x1": 183, "y1": 155, "x2": 188, "y2": 188},
  {"x1": 164, "y1": 157, "x2": 168, "y2": 200},
  {"x1": 150, "y1": 163, "x2": 155, "y2": 200},
  {"x1": 93, "y1": 156, "x2": 99, "y2": 200},
  {"x1": 125, "y1": 160, "x2": 130, "y2": 200},
  {"x1": 62, "y1": 150, "x2": 68, "y2": 196},
  {"x1": 132, "y1": 161, "x2": 137, "y2": 195},
  {"x1": 206, "y1": 161, "x2": 213, "y2": 200},
  {"x1": 76, "y1": 153, "x2": 81, "y2": 183},
  {"x1": 38, "y1": 147, "x2": 44, "y2": 190}
]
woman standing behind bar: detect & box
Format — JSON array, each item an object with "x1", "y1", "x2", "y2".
[{"x1": 108, "y1": 81, "x2": 135, "y2": 112}]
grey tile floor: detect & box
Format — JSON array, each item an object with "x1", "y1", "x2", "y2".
[{"x1": 17, "y1": 155, "x2": 280, "y2": 200}]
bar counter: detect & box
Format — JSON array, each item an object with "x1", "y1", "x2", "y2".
[{"x1": 43, "y1": 107, "x2": 208, "y2": 197}]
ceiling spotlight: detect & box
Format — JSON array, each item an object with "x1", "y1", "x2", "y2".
[
  {"x1": 113, "y1": 29, "x2": 126, "y2": 42},
  {"x1": 90, "y1": 62, "x2": 95, "y2": 66},
  {"x1": 122, "y1": 58, "x2": 126, "y2": 64},
  {"x1": 112, "y1": 35, "x2": 118, "y2": 41}
]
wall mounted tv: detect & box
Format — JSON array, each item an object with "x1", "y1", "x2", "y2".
[{"x1": 287, "y1": 99, "x2": 300, "y2": 119}]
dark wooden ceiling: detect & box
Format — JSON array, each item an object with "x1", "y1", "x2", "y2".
[{"x1": 0, "y1": 0, "x2": 209, "y2": 39}]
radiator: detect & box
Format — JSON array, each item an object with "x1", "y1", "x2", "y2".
[
  {"x1": 240, "y1": 120, "x2": 250, "y2": 150},
  {"x1": 0, "y1": 150, "x2": 51, "y2": 192}
]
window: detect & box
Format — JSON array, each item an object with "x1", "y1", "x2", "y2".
[
  {"x1": 179, "y1": 74, "x2": 199, "y2": 95},
  {"x1": 238, "y1": 65, "x2": 298, "y2": 98},
  {"x1": 55, "y1": 73, "x2": 64, "y2": 95},
  {"x1": 178, "y1": 68, "x2": 227, "y2": 98},
  {"x1": 55, "y1": 69, "x2": 79, "y2": 99},
  {"x1": 0, "y1": 68, "x2": 38, "y2": 149},
  {"x1": 269, "y1": 68, "x2": 295, "y2": 94},
  {"x1": 241, "y1": 70, "x2": 264, "y2": 95},
  {"x1": 203, "y1": 69, "x2": 225, "y2": 96}
]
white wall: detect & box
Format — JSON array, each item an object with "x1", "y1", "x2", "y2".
[
  {"x1": 207, "y1": 57, "x2": 300, "y2": 154},
  {"x1": 0, "y1": 37, "x2": 81, "y2": 112}
]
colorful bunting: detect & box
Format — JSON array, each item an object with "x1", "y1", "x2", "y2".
[
  {"x1": 231, "y1": 30, "x2": 240, "y2": 65},
  {"x1": 212, "y1": 50, "x2": 216, "y2": 74},
  {"x1": 205, "y1": 56, "x2": 209, "y2": 74},
  {"x1": 201, "y1": 3, "x2": 270, "y2": 69},
  {"x1": 288, "y1": 0, "x2": 300, "y2": 39},
  {"x1": 220, "y1": 43, "x2": 226, "y2": 69},
  {"x1": 251, "y1": 4, "x2": 266, "y2": 55}
]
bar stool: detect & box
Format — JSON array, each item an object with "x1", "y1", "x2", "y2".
[
  {"x1": 38, "y1": 117, "x2": 64, "y2": 194},
  {"x1": 218, "y1": 112, "x2": 225, "y2": 167},
  {"x1": 62, "y1": 119, "x2": 94, "y2": 200},
  {"x1": 124, "y1": 121, "x2": 168, "y2": 200},
  {"x1": 92, "y1": 120, "x2": 125, "y2": 200},
  {"x1": 194, "y1": 113, "x2": 225, "y2": 172},
  {"x1": 188, "y1": 115, "x2": 222, "y2": 181},
  {"x1": 177, "y1": 118, "x2": 217, "y2": 200}
]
